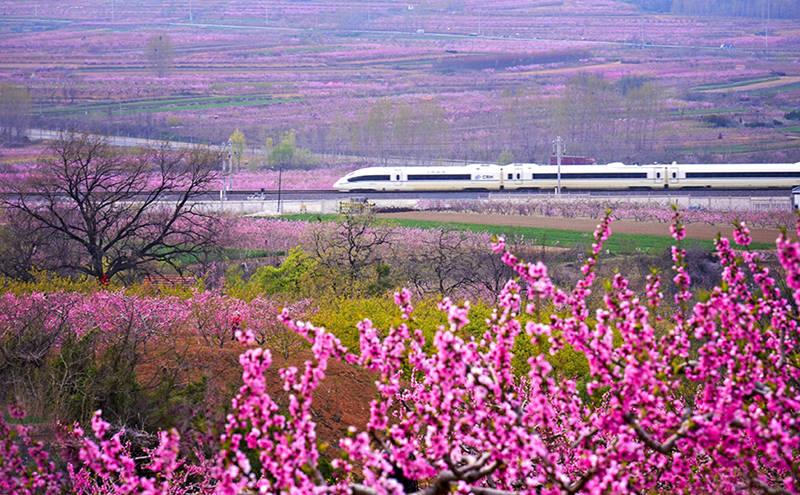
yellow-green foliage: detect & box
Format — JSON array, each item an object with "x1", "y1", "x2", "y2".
[
  {"x1": 310, "y1": 294, "x2": 589, "y2": 380},
  {"x1": 312, "y1": 293, "x2": 590, "y2": 381},
  {"x1": 313, "y1": 295, "x2": 496, "y2": 351},
  {"x1": 250, "y1": 247, "x2": 318, "y2": 295},
  {"x1": 125, "y1": 277, "x2": 205, "y2": 299},
  {"x1": 225, "y1": 247, "x2": 398, "y2": 301},
  {"x1": 505, "y1": 304, "x2": 589, "y2": 381},
  {"x1": 0, "y1": 270, "x2": 101, "y2": 295},
  {"x1": 226, "y1": 247, "x2": 321, "y2": 300},
  {"x1": 0, "y1": 268, "x2": 208, "y2": 300}
]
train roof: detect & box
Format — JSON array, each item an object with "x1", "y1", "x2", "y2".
[{"x1": 343, "y1": 162, "x2": 800, "y2": 173}]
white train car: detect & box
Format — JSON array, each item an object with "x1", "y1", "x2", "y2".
[
  {"x1": 333, "y1": 164, "x2": 501, "y2": 192},
  {"x1": 333, "y1": 162, "x2": 800, "y2": 192}
]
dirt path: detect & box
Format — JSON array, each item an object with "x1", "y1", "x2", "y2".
[
  {"x1": 703, "y1": 75, "x2": 800, "y2": 93},
  {"x1": 377, "y1": 211, "x2": 788, "y2": 244},
  {"x1": 501, "y1": 60, "x2": 627, "y2": 77}
]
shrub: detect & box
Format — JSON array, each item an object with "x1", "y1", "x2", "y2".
[{"x1": 701, "y1": 114, "x2": 735, "y2": 127}]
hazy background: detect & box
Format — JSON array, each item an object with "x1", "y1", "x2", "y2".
[{"x1": 1, "y1": 0, "x2": 799, "y2": 166}]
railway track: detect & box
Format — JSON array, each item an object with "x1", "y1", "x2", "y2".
[
  {"x1": 3, "y1": 188, "x2": 791, "y2": 202},
  {"x1": 211, "y1": 188, "x2": 793, "y2": 200}
]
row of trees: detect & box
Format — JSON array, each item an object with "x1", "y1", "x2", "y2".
[
  {"x1": 228, "y1": 128, "x2": 320, "y2": 172},
  {"x1": 312, "y1": 75, "x2": 665, "y2": 164},
  {"x1": 328, "y1": 98, "x2": 451, "y2": 163},
  {"x1": 0, "y1": 83, "x2": 30, "y2": 143},
  {"x1": 627, "y1": 0, "x2": 800, "y2": 18},
  {"x1": 24, "y1": 69, "x2": 667, "y2": 164},
  {"x1": 0, "y1": 31, "x2": 172, "y2": 145}
]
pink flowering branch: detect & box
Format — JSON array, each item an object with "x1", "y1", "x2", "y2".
[{"x1": 2, "y1": 209, "x2": 799, "y2": 494}]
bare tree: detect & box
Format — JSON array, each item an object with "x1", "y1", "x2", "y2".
[
  {"x1": 310, "y1": 212, "x2": 393, "y2": 296},
  {"x1": 145, "y1": 33, "x2": 175, "y2": 77},
  {"x1": 1, "y1": 134, "x2": 223, "y2": 282},
  {"x1": 0, "y1": 208, "x2": 77, "y2": 281},
  {"x1": 0, "y1": 83, "x2": 31, "y2": 143},
  {"x1": 401, "y1": 229, "x2": 481, "y2": 298}
]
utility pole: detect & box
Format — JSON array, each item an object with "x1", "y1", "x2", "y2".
[
  {"x1": 764, "y1": 0, "x2": 770, "y2": 50},
  {"x1": 110, "y1": 0, "x2": 114, "y2": 22},
  {"x1": 553, "y1": 136, "x2": 564, "y2": 195},
  {"x1": 220, "y1": 141, "x2": 232, "y2": 201},
  {"x1": 640, "y1": 20, "x2": 645, "y2": 48},
  {"x1": 189, "y1": 0, "x2": 193, "y2": 21},
  {"x1": 276, "y1": 163, "x2": 283, "y2": 214}
]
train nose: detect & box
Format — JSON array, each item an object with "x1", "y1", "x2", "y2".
[{"x1": 333, "y1": 177, "x2": 346, "y2": 190}]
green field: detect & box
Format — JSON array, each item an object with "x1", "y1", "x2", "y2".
[
  {"x1": 751, "y1": 82, "x2": 800, "y2": 96},
  {"x1": 669, "y1": 107, "x2": 741, "y2": 117},
  {"x1": 693, "y1": 77, "x2": 781, "y2": 92},
  {"x1": 37, "y1": 94, "x2": 301, "y2": 116},
  {"x1": 280, "y1": 214, "x2": 774, "y2": 255}
]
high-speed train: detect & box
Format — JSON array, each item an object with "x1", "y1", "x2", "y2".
[{"x1": 333, "y1": 162, "x2": 800, "y2": 192}]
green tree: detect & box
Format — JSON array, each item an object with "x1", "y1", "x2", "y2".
[
  {"x1": 497, "y1": 149, "x2": 515, "y2": 165},
  {"x1": 259, "y1": 136, "x2": 274, "y2": 170},
  {"x1": 269, "y1": 130, "x2": 297, "y2": 169},
  {"x1": 0, "y1": 83, "x2": 31, "y2": 143},
  {"x1": 145, "y1": 33, "x2": 174, "y2": 77},
  {"x1": 229, "y1": 129, "x2": 246, "y2": 171},
  {"x1": 247, "y1": 247, "x2": 318, "y2": 296},
  {"x1": 267, "y1": 130, "x2": 316, "y2": 169},
  {"x1": 785, "y1": 109, "x2": 800, "y2": 121}
]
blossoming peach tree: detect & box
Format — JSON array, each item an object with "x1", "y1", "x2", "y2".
[{"x1": 2, "y1": 209, "x2": 799, "y2": 494}]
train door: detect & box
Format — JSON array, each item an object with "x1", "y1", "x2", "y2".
[
  {"x1": 654, "y1": 167, "x2": 669, "y2": 188},
  {"x1": 669, "y1": 166, "x2": 679, "y2": 188},
  {"x1": 512, "y1": 165, "x2": 523, "y2": 188},
  {"x1": 392, "y1": 168, "x2": 403, "y2": 190}
]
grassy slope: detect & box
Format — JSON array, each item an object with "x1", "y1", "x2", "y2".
[{"x1": 280, "y1": 214, "x2": 774, "y2": 254}]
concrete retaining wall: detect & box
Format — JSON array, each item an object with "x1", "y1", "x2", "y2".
[{"x1": 191, "y1": 194, "x2": 790, "y2": 216}]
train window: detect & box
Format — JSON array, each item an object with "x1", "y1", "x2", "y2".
[
  {"x1": 347, "y1": 175, "x2": 391, "y2": 182},
  {"x1": 396, "y1": 175, "x2": 400, "y2": 181},
  {"x1": 672, "y1": 172, "x2": 677, "y2": 179},
  {"x1": 687, "y1": 171, "x2": 800, "y2": 179},
  {"x1": 407, "y1": 174, "x2": 472, "y2": 181},
  {"x1": 657, "y1": 172, "x2": 661, "y2": 178},
  {"x1": 532, "y1": 172, "x2": 648, "y2": 179},
  {"x1": 507, "y1": 173, "x2": 513, "y2": 180},
  {"x1": 516, "y1": 173, "x2": 520, "y2": 179}
]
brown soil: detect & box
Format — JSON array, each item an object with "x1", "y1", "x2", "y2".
[
  {"x1": 139, "y1": 332, "x2": 376, "y2": 449},
  {"x1": 377, "y1": 211, "x2": 789, "y2": 244}
]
